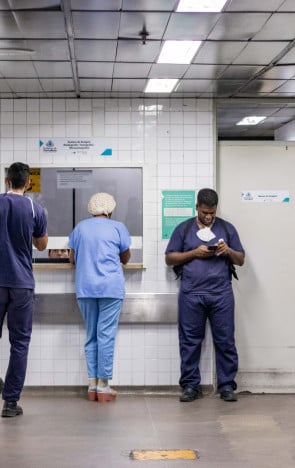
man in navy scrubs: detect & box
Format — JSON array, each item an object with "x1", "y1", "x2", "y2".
[
  {"x1": 0, "y1": 162, "x2": 48, "y2": 417},
  {"x1": 165, "y1": 188, "x2": 245, "y2": 402}
]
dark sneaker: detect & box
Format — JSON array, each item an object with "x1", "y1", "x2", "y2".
[
  {"x1": 179, "y1": 386, "x2": 202, "y2": 402},
  {"x1": 1, "y1": 401, "x2": 23, "y2": 418},
  {"x1": 0, "y1": 377, "x2": 4, "y2": 394},
  {"x1": 220, "y1": 389, "x2": 238, "y2": 402}
]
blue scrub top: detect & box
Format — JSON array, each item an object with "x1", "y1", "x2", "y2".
[
  {"x1": 165, "y1": 217, "x2": 244, "y2": 295},
  {"x1": 0, "y1": 193, "x2": 47, "y2": 289},
  {"x1": 69, "y1": 217, "x2": 131, "y2": 299}
]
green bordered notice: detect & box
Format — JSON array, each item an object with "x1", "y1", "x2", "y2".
[{"x1": 162, "y1": 190, "x2": 195, "y2": 239}]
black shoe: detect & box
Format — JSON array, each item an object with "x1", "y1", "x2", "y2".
[
  {"x1": 0, "y1": 377, "x2": 4, "y2": 394},
  {"x1": 179, "y1": 386, "x2": 202, "y2": 402},
  {"x1": 1, "y1": 401, "x2": 23, "y2": 418},
  {"x1": 220, "y1": 389, "x2": 238, "y2": 402}
]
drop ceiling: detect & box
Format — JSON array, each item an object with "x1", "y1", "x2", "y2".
[{"x1": 1, "y1": 0, "x2": 295, "y2": 139}]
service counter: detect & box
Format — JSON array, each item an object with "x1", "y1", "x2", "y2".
[{"x1": 34, "y1": 293, "x2": 178, "y2": 325}]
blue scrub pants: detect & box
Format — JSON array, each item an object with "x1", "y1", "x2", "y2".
[
  {"x1": 0, "y1": 287, "x2": 34, "y2": 402},
  {"x1": 78, "y1": 298, "x2": 122, "y2": 380},
  {"x1": 178, "y1": 290, "x2": 238, "y2": 392}
]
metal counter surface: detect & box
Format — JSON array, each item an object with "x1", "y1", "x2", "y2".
[{"x1": 34, "y1": 293, "x2": 178, "y2": 324}]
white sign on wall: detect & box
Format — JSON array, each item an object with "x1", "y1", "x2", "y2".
[
  {"x1": 39, "y1": 138, "x2": 112, "y2": 157},
  {"x1": 241, "y1": 190, "x2": 290, "y2": 203}
]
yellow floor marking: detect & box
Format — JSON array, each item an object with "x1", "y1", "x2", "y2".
[{"x1": 130, "y1": 449, "x2": 198, "y2": 460}]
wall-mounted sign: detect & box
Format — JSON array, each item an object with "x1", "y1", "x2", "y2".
[
  {"x1": 39, "y1": 138, "x2": 112, "y2": 157},
  {"x1": 162, "y1": 190, "x2": 195, "y2": 239},
  {"x1": 241, "y1": 190, "x2": 290, "y2": 203},
  {"x1": 27, "y1": 168, "x2": 40, "y2": 193}
]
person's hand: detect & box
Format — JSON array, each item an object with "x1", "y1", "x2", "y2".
[
  {"x1": 216, "y1": 239, "x2": 228, "y2": 256},
  {"x1": 195, "y1": 244, "x2": 216, "y2": 258}
]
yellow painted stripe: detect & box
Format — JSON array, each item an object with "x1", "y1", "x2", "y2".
[{"x1": 130, "y1": 449, "x2": 198, "y2": 460}]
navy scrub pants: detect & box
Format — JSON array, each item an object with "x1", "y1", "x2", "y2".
[
  {"x1": 0, "y1": 287, "x2": 34, "y2": 402},
  {"x1": 178, "y1": 290, "x2": 238, "y2": 392}
]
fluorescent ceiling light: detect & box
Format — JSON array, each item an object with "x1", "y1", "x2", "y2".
[
  {"x1": 177, "y1": 0, "x2": 227, "y2": 12},
  {"x1": 145, "y1": 79, "x2": 178, "y2": 93},
  {"x1": 236, "y1": 116, "x2": 266, "y2": 126},
  {"x1": 158, "y1": 41, "x2": 202, "y2": 64}
]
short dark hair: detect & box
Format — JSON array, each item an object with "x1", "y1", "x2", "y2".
[
  {"x1": 7, "y1": 162, "x2": 30, "y2": 189},
  {"x1": 197, "y1": 188, "x2": 218, "y2": 207}
]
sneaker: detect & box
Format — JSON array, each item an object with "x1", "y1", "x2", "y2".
[
  {"x1": 0, "y1": 377, "x2": 4, "y2": 394},
  {"x1": 220, "y1": 388, "x2": 238, "y2": 402},
  {"x1": 96, "y1": 385, "x2": 117, "y2": 402},
  {"x1": 179, "y1": 386, "x2": 203, "y2": 402},
  {"x1": 88, "y1": 386, "x2": 97, "y2": 401},
  {"x1": 1, "y1": 401, "x2": 23, "y2": 418}
]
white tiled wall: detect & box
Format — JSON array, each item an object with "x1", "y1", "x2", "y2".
[{"x1": 0, "y1": 98, "x2": 215, "y2": 388}]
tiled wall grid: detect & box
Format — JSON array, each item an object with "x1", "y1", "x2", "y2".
[{"x1": 0, "y1": 98, "x2": 215, "y2": 388}]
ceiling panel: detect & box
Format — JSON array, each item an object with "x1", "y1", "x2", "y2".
[
  {"x1": 74, "y1": 40, "x2": 117, "y2": 61},
  {"x1": 0, "y1": 61, "x2": 38, "y2": 77},
  {"x1": 34, "y1": 62, "x2": 72, "y2": 78},
  {"x1": 193, "y1": 42, "x2": 247, "y2": 65},
  {"x1": 40, "y1": 78, "x2": 74, "y2": 92},
  {"x1": 119, "y1": 12, "x2": 170, "y2": 40},
  {"x1": 0, "y1": 2, "x2": 293, "y2": 138},
  {"x1": 77, "y1": 62, "x2": 114, "y2": 78},
  {"x1": 14, "y1": 12, "x2": 66, "y2": 38},
  {"x1": 116, "y1": 40, "x2": 161, "y2": 62},
  {"x1": 224, "y1": 0, "x2": 285, "y2": 10},
  {"x1": 114, "y1": 62, "x2": 151, "y2": 78},
  {"x1": 164, "y1": 13, "x2": 221, "y2": 40},
  {"x1": 208, "y1": 13, "x2": 271, "y2": 40},
  {"x1": 70, "y1": 0, "x2": 121, "y2": 9},
  {"x1": 73, "y1": 12, "x2": 120, "y2": 39},
  {"x1": 254, "y1": 14, "x2": 295, "y2": 40},
  {"x1": 232, "y1": 42, "x2": 289, "y2": 65}
]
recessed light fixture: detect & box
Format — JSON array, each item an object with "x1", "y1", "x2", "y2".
[
  {"x1": 236, "y1": 116, "x2": 266, "y2": 126},
  {"x1": 144, "y1": 79, "x2": 179, "y2": 93},
  {"x1": 157, "y1": 40, "x2": 202, "y2": 64},
  {"x1": 176, "y1": 0, "x2": 227, "y2": 12}
]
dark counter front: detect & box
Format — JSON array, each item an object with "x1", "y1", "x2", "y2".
[{"x1": 33, "y1": 293, "x2": 178, "y2": 325}]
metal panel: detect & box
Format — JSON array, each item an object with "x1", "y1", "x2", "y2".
[
  {"x1": 34, "y1": 61, "x2": 72, "y2": 78},
  {"x1": 0, "y1": 0, "x2": 61, "y2": 8},
  {"x1": 254, "y1": 14, "x2": 295, "y2": 40},
  {"x1": 14, "y1": 11, "x2": 67, "y2": 38},
  {"x1": 184, "y1": 64, "x2": 227, "y2": 79},
  {"x1": 119, "y1": 12, "x2": 170, "y2": 40},
  {"x1": 33, "y1": 293, "x2": 178, "y2": 324},
  {"x1": 7, "y1": 78, "x2": 43, "y2": 92},
  {"x1": 40, "y1": 78, "x2": 75, "y2": 91},
  {"x1": 70, "y1": 0, "x2": 121, "y2": 9},
  {"x1": 112, "y1": 78, "x2": 147, "y2": 92},
  {"x1": 208, "y1": 13, "x2": 271, "y2": 40},
  {"x1": 164, "y1": 12, "x2": 221, "y2": 41},
  {"x1": 79, "y1": 78, "x2": 112, "y2": 91},
  {"x1": 73, "y1": 12, "x2": 120, "y2": 39},
  {"x1": 193, "y1": 41, "x2": 247, "y2": 65},
  {"x1": 149, "y1": 63, "x2": 188, "y2": 79},
  {"x1": 225, "y1": 0, "x2": 285, "y2": 11},
  {"x1": 114, "y1": 62, "x2": 151, "y2": 78},
  {"x1": 75, "y1": 40, "x2": 117, "y2": 61},
  {"x1": 220, "y1": 65, "x2": 264, "y2": 80},
  {"x1": 116, "y1": 39, "x2": 161, "y2": 62},
  {"x1": 123, "y1": 0, "x2": 176, "y2": 10},
  {"x1": 77, "y1": 62, "x2": 114, "y2": 78},
  {"x1": 232, "y1": 42, "x2": 288, "y2": 66},
  {"x1": 0, "y1": 61, "x2": 37, "y2": 77}
]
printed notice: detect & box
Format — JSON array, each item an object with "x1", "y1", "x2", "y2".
[
  {"x1": 162, "y1": 190, "x2": 195, "y2": 239},
  {"x1": 241, "y1": 190, "x2": 290, "y2": 203},
  {"x1": 57, "y1": 170, "x2": 93, "y2": 189}
]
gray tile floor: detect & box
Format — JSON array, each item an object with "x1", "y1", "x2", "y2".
[{"x1": 1, "y1": 388, "x2": 295, "y2": 468}]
